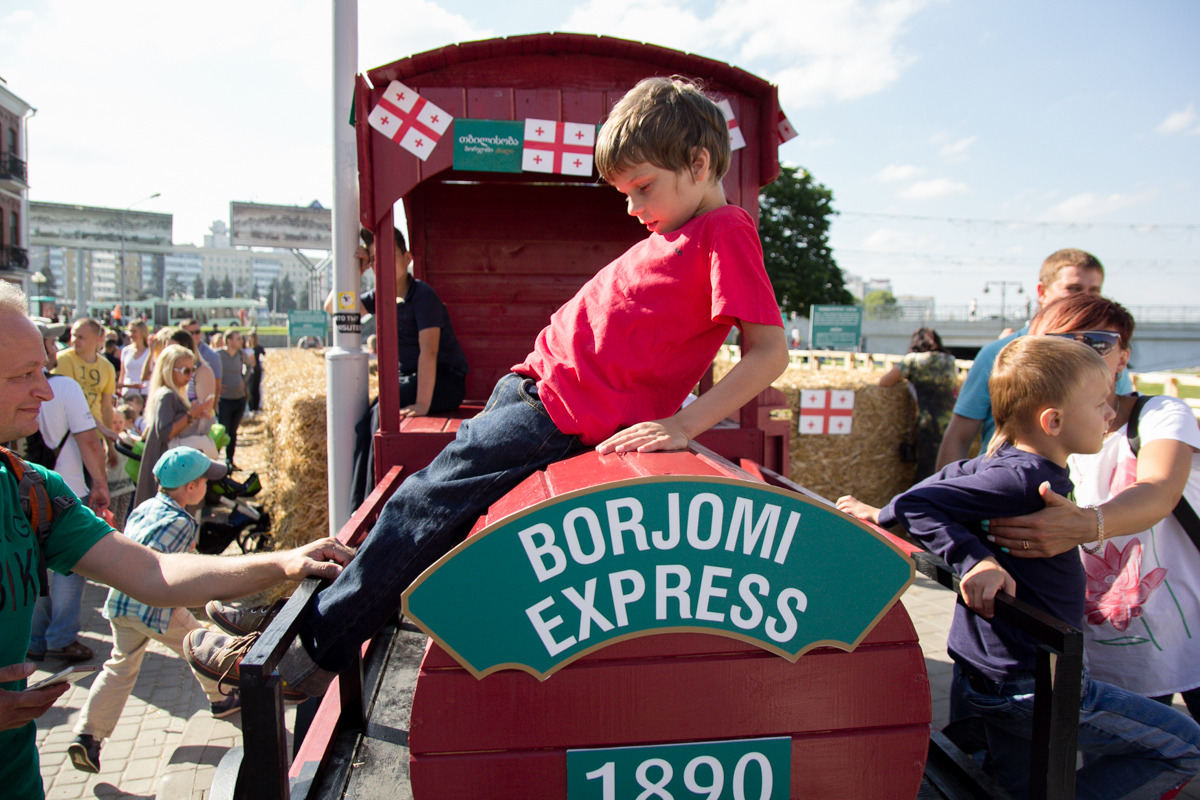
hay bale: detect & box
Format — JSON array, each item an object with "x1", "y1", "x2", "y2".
[
  {"x1": 258, "y1": 349, "x2": 380, "y2": 551},
  {"x1": 776, "y1": 366, "x2": 916, "y2": 508},
  {"x1": 258, "y1": 349, "x2": 331, "y2": 550},
  {"x1": 716, "y1": 348, "x2": 917, "y2": 507}
]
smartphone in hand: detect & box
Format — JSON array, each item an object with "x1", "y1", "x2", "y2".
[{"x1": 24, "y1": 665, "x2": 99, "y2": 692}]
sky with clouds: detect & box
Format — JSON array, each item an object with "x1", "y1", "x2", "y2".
[{"x1": 2, "y1": 0, "x2": 1197, "y2": 312}]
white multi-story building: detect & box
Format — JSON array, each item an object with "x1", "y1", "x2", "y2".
[
  {"x1": 28, "y1": 207, "x2": 326, "y2": 313},
  {"x1": 0, "y1": 77, "x2": 34, "y2": 292}
]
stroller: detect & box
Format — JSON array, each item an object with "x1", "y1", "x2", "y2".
[{"x1": 115, "y1": 433, "x2": 272, "y2": 555}]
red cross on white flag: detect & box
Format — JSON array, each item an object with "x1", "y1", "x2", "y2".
[
  {"x1": 367, "y1": 80, "x2": 454, "y2": 162},
  {"x1": 798, "y1": 389, "x2": 855, "y2": 435},
  {"x1": 716, "y1": 99, "x2": 747, "y2": 152},
  {"x1": 522, "y1": 119, "x2": 595, "y2": 176},
  {"x1": 777, "y1": 110, "x2": 798, "y2": 144}
]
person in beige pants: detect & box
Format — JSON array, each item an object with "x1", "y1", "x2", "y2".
[{"x1": 69, "y1": 448, "x2": 237, "y2": 773}]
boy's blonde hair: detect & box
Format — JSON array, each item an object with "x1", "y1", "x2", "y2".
[
  {"x1": 595, "y1": 76, "x2": 731, "y2": 183},
  {"x1": 987, "y1": 336, "x2": 1109, "y2": 456}
]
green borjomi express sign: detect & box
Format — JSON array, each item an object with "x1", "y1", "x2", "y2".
[{"x1": 402, "y1": 477, "x2": 913, "y2": 679}]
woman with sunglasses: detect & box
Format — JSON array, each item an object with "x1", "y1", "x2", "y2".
[
  {"x1": 990, "y1": 294, "x2": 1200, "y2": 718},
  {"x1": 132, "y1": 345, "x2": 217, "y2": 508}
]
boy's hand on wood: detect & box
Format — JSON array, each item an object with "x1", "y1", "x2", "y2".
[
  {"x1": 959, "y1": 557, "x2": 1016, "y2": 619},
  {"x1": 836, "y1": 495, "x2": 880, "y2": 524},
  {"x1": 596, "y1": 419, "x2": 689, "y2": 455}
]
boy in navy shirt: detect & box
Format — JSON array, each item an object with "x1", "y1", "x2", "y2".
[{"x1": 839, "y1": 336, "x2": 1200, "y2": 799}]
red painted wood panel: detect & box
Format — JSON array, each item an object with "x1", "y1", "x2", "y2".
[
  {"x1": 405, "y1": 448, "x2": 928, "y2": 799},
  {"x1": 419, "y1": 597, "x2": 919, "y2": 670},
  {"x1": 410, "y1": 726, "x2": 929, "y2": 800},
  {"x1": 409, "y1": 627, "x2": 928, "y2": 752}
]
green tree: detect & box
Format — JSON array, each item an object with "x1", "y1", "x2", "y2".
[
  {"x1": 36, "y1": 265, "x2": 57, "y2": 297},
  {"x1": 221, "y1": 275, "x2": 234, "y2": 299},
  {"x1": 758, "y1": 165, "x2": 853, "y2": 318},
  {"x1": 192, "y1": 275, "x2": 205, "y2": 299},
  {"x1": 206, "y1": 276, "x2": 221, "y2": 299},
  {"x1": 863, "y1": 289, "x2": 900, "y2": 320},
  {"x1": 275, "y1": 275, "x2": 297, "y2": 313},
  {"x1": 167, "y1": 275, "x2": 188, "y2": 299}
]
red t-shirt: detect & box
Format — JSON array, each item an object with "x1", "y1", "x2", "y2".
[{"x1": 514, "y1": 205, "x2": 781, "y2": 445}]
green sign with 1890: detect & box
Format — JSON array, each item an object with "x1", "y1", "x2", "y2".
[
  {"x1": 401, "y1": 476, "x2": 912, "y2": 679},
  {"x1": 567, "y1": 736, "x2": 791, "y2": 800}
]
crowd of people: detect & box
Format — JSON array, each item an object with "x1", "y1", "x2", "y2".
[
  {"x1": 2, "y1": 305, "x2": 279, "y2": 778},
  {"x1": 4, "y1": 71, "x2": 1200, "y2": 800}
]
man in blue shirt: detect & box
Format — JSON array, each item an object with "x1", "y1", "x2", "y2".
[{"x1": 936, "y1": 248, "x2": 1131, "y2": 470}]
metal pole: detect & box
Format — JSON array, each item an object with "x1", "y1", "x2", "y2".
[
  {"x1": 120, "y1": 193, "x2": 160, "y2": 315},
  {"x1": 325, "y1": 0, "x2": 368, "y2": 534}
]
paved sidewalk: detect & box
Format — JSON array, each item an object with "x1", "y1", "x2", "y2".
[
  {"x1": 31, "y1": 572, "x2": 1197, "y2": 798},
  {"x1": 32, "y1": 579, "x2": 293, "y2": 800}
]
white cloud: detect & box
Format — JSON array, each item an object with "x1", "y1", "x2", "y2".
[
  {"x1": 937, "y1": 135, "x2": 976, "y2": 159},
  {"x1": 898, "y1": 178, "x2": 968, "y2": 200},
  {"x1": 875, "y1": 164, "x2": 923, "y2": 182},
  {"x1": 561, "y1": 0, "x2": 930, "y2": 109},
  {"x1": 1038, "y1": 191, "x2": 1152, "y2": 222},
  {"x1": 860, "y1": 228, "x2": 942, "y2": 252},
  {"x1": 1156, "y1": 104, "x2": 1200, "y2": 135}
]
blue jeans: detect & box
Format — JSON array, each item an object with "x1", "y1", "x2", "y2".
[
  {"x1": 29, "y1": 571, "x2": 86, "y2": 652},
  {"x1": 295, "y1": 374, "x2": 585, "y2": 676},
  {"x1": 957, "y1": 663, "x2": 1200, "y2": 800}
]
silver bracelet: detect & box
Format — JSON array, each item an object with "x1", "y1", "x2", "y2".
[{"x1": 1081, "y1": 505, "x2": 1105, "y2": 554}]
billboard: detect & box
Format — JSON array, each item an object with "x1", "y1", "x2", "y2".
[
  {"x1": 230, "y1": 201, "x2": 332, "y2": 250},
  {"x1": 29, "y1": 201, "x2": 172, "y2": 246}
]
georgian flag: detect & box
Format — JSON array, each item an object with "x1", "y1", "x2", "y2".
[
  {"x1": 367, "y1": 81, "x2": 453, "y2": 162},
  {"x1": 522, "y1": 119, "x2": 595, "y2": 176},
  {"x1": 716, "y1": 99, "x2": 747, "y2": 151},
  {"x1": 777, "y1": 110, "x2": 798, "y2": 144},
  {"x1": 799, "y1": 389, "x2": 855, "y2": 435}
]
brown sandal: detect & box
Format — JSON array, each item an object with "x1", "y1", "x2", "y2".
[{"x1": 45, "y1": 641, "x2": 94, "y2": 662}]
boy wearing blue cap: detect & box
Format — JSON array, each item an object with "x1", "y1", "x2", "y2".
[{"x1": 67, "y1": 447, "x2": 236, "y2": 774}]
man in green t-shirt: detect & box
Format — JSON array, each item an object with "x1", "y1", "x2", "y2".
[{"x1": 0, "y1": 285, "x2": 355, "y2": 799}]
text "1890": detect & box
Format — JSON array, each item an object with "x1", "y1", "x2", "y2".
[{"x1": 584, "y1": 751, "x2": 775, "y2": 800}]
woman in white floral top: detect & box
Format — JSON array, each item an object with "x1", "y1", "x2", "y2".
[{"x1": 990, "y1": 294, "x2": 1200, "y2": 719}]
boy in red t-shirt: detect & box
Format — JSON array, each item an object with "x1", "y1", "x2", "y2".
[{"x1": 185, "y1": 76, "x2": 789, "y2": 697}]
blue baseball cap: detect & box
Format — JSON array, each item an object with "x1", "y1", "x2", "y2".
[{"x1": 153, "y1": 447, "x2": 227, "y2": 489}]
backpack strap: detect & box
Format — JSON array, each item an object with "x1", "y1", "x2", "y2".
[
  {"x1": 0, "y1": 444, "x2": 79, "y2": 597},
  {"x1": 1123, "y1": 394, "x2": 1200, "y2": 552}
]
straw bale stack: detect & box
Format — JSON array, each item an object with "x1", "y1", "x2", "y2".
[
  {"x1": 776, "y1": 366, "x2": 916, "y2": 508},
  {"x1": 258, "y1": 349, "x2": 380, "y2": 551},
  {"x1": 715, "y1": 349, "x2": 917, "y2": 508}
]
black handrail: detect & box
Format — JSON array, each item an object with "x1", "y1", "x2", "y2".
[{"x1": 912, "y1": 551, "x2": 1083, "y2": 800}]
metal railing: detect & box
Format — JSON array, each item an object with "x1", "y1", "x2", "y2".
[
  {"x1": 211, "y1": 465, "x2": 406, "y2": 800},
  {"x1": 0, "y1": 245, "x2": 29, "y2": 270},
  {"x1": 0, "y1": 151, "x2": 27, "y2": 183}
]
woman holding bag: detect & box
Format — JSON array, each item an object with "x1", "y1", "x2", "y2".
[{"x1": 132, "y1": 344, "x2": 216, "y2": 508}]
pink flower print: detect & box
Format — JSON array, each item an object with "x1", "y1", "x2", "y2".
[
  {"x1": 1083, "y1": 540, "x2": 1167, "y2": 631},
  {"x1": 1109, "y1": 451, "x2": 1138, "y2": 496}
]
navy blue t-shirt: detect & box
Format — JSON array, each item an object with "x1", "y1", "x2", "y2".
[
  {"x1": 362, "y1": 278, "x2": 468, "y2": 377},
  {"x1": 879, "y1": 444, "x2": 1081, "y2": 682}
]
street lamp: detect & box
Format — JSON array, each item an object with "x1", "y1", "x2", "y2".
[
  {"x1": 983, "y1": 280, "x2": 1023, "y2": 330},
  {"x1": 119, "y1": 192, "x2": 161, "y2": 318}
]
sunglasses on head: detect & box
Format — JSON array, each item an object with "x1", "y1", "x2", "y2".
[
  {"x1": 173, "y1": 366, "x2": 197, "y2": 376},
  {"x1": 1046, "y1": 330, "x2": 1121, "y2": 356}
]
